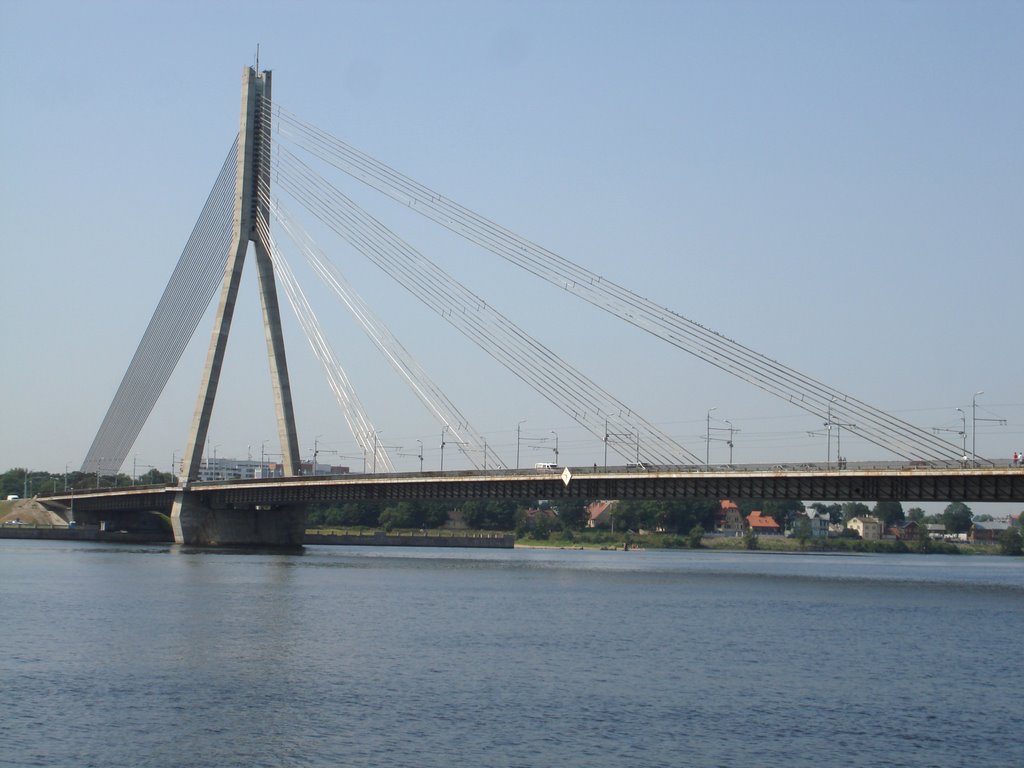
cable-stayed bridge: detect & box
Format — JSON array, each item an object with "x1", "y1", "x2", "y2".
[{"x1": 46, "y1": 67, "x2": 1019, "y2": 545}]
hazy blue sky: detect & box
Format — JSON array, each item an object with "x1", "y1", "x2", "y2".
[{"x1": 2, "y1": 1, "x2": 1021, "y2": 505}]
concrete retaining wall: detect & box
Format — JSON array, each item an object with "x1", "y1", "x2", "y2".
[
  {"x1": 0, "y1": 526, "x2": 171, "y2": 543},
  {"x1": 1, "y1": 526, "x2": 514, "y2": 548}
]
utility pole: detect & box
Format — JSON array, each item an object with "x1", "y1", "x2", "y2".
[
  {"x1": 725, "y1": 420, "x2": 739, "y2": 465},
  {"x1": 440, "y1": 425, "x2": 448, "y2": 471},
  {"x1": 706, "y1": 407, "x2": 717, "y2": 465},
  {"x1": 971, "y1": 390, "x2": 1006, "y2": 467}
]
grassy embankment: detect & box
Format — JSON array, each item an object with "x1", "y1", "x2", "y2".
[{"x1": 514, "y1": 528, "x2": 1002, "y2": 555}]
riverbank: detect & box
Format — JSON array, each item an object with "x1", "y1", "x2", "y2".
[
  {"x1": 0, "y1": 521, "x2": 1013, "y2": 555},
  {"x1": 514, "y1": 530, "x2": 1011, "y2": 555}
]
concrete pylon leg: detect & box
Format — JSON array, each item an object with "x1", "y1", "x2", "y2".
[
  {"x1": 254, "y1": 238, "x2": 301, "y2": 475},
  {"x1": 171, "y1": 492, "x2": 305, "y2": 547},
  {"x1": 179, "y1": 65, "x2": 301, "y2": 490}
]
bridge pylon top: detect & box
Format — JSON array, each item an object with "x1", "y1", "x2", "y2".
[{"x1": 179, "y1": 65, "x2": 300, "y2": 484}]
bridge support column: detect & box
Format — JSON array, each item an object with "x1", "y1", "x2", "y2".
[{"x1": 171, "y1": 491, "x2": 305, "y2": 547}]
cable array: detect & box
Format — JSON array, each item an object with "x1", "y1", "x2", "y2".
[
  {"x1": 82, "y1": 140, "x2": 239, "y2": 474},
  {"x1": 253, "y1": 208, "x2": 394, "y2": 473},
  {"x1": 269, "y1": 198, "x2": 506, "y2": 470},
  {"x1": 269, "y1": 142, "x2": 701, "y2": 466},
  {"x1": 273, "y1": 106, "x2": 965, "y2": 464}
]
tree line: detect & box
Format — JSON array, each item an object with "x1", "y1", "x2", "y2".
[{"x1": 0, "y1": 467, "x2": 175, "y2": 498}]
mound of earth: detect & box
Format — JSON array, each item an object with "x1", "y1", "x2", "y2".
[{"x1": 0, "y1": 498, "x2": 70, "y2": 527}]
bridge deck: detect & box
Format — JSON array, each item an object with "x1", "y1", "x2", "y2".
[{"x1": 43, "y1": 465, "x2": 1024, "y2": 514}]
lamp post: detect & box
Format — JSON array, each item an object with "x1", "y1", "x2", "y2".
[
  {"x1": 516, "y1": 420, "x2": 526, "y2": 470},
  {"x1": 826, "y1": 398, "x2": 835, "y2": 466},
  {"x1": 440, "y1": 425, "x2": 449, "y2": 471},
  {"x1": 705, "y1": 407, "x2": 717, "y2": 465},
  {"x1": 417, "y1": 439, "x2": 423, "y2": 472},
  {"x1": 551, "y1": 430, "x2": 559, "y2": 465},
  {"x1": 604, "y1": 417, "x2": 608, "y2": 469},
  {"x1": 313, "y1": 436, "x2": 322, "y2": 476},
  {"x1": 725, "y1": 420, "x2": 736, "y2": 465}
]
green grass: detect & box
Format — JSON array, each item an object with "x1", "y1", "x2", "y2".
[{"x1": 515, "y1": 529, "x2": 1005, "y2": 555}]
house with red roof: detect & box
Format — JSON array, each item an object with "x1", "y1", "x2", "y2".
[
  {"x1": 715, "y1": 500, "x2": 746, "y2": 533},
  {"x1": 586, "y1": 500, "x2": 618, "y2": 529},
  {"x1": 746, "y1": 510, "x2": 781, "y2": 535}
]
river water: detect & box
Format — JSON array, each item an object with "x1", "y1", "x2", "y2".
[{"x1": 1, "y1": 541, "x2": 1021, "y2": 767}]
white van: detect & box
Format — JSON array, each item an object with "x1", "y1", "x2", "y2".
[{"x1": 534, "y1": 462, "x2": 558, "y2": 471}]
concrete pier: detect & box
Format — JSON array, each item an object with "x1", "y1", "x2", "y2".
[{"x1": 171, "y1": 491, "x2": 305, "y2": 547}]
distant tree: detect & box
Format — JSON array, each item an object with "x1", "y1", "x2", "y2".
[
  {"x1": 687, "y1": 525, "x2": 705, "y2": 549},
  {"x1": 999, "y1": 526, "x2": 1023, "y2": 556},
  {"x1": 137, "y1": 468, "x2": 173, "y2": 485},
  {"x1": 1, "y1": 468, "x2": 28, "y2": 499},
  {"x1": 792, "y1": 516, "x2": 813, "y2": 548},
  {"x1": 379, "y1": 501, "x2": 447, "y2": 531},
  {"x1": 735, "y1": 499, "x2": 761, "y2": 516},
  {"x1": 660, "y1": 499, "x2": 719, "y2": 534},
  {"x1": 763, "y1": 499, "x2": 805, "y2": 532},
  {"x1": 941, "y1": 502, "x2": 973, "y2": 534},
  {"x1": 555, "y1": 498, "x2": 590, "y2": 531},
  {"x1": 907, "y1": 507, "x2": 927, "y2": 523},
  {"x1": 974, "y1": 514, "x2": 995, "y2": 522},
  {"x1": 915, "y1": 522, "x2": 935, "y2": 553},
  {"x1": 872, "y1": 501, "x2": 905, "y2": 528},
  {"x1": 461, "y1": 500, "x2": 517, "y2": 530},
  {"x1": 842, "y1": 502, "x2": 871, "y2": 522},
  {"x1": 611, "y1": 500, "x2": 657, "y2": 532}
]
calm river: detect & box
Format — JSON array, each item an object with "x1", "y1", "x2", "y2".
[{"x1": 1, "y1": 541, "x2": 1021, "y2": 767}]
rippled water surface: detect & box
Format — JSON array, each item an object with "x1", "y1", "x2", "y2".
[{"x1": 1, "y1": 542, "x2": 1021, "y2": 767}]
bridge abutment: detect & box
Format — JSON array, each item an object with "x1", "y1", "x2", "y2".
[{"x1": 171, "y1": 491, "x2": 305, "y2": 547}]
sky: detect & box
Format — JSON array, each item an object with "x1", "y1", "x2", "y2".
[{"x1": 1, "y1": 1, "x2": 1022, "y2": 513}]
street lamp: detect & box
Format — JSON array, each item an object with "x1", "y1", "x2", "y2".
[
  {"x1": 826, "y1": 398, "x2": 835, "y2": 466},
  {"x1": 440, "y1": 425, "x2": 449, "y2": 471},
  {"x1": 516, "y1": 419, "x2": 526, "y2": 470},
  {"x1": 706, "y1": 408, "x2": 717, "y2": 465},
  {"x1": 551, "y1": 430, "x2": 559, "y2": 465},
  {"x1": 417, "y1": 439, "x2": 423, "y2": 473}
]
